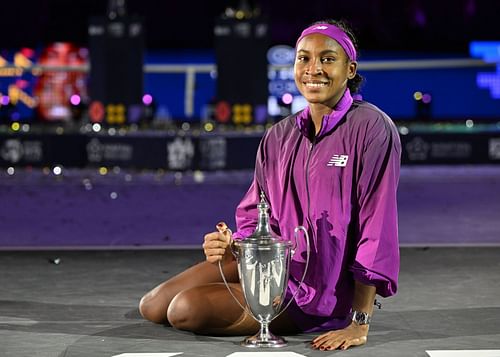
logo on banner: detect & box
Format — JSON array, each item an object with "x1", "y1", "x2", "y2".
[
  {"x1": 199, "y1": 137, "x2": 227, "y2": 169},
  {"x1": 406, "y1": 137, "x2": 430, "y2": 161},
  {"x1": 431, "y1": 142, "x2": 471, "y2": 159},
  {"x1": 86, "y1": 138, "x2": 133, "y2": 163},
  {"x1": 1, "y1": 139, "x2": 43, "y2": 163},
  {"x1": 489, "y1": 138, "x2": 500, "y2": 160},
  {"x1": 167, "y1": 137, "x2": 194, "y2": 170},
  {"x1": 1, "y1": 139, "x2": 23, "y2": 163}
]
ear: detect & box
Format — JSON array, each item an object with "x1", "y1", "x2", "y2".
[{"x1": 347, "y1": 61, "x2": 357, "y2": 80}]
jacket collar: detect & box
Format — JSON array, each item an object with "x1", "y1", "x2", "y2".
[{"x1": 295, "y1": 88, "x2": 353, "y2": 139}]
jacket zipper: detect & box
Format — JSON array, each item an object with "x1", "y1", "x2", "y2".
[{"x1": 305, "y1": 139, "x2": 316, "y2": 234}]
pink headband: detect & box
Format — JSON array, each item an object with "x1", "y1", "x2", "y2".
[{"x1": 296, "y1": 23, "x2": 357, "y2": 61}]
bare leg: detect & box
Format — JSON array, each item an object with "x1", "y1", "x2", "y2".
[
  {"x1": 139, "y1": 258, "x2": 299, "y2": 335},
  {"x1": 166, "y1": 281, "x2": 258, "y2": 334},
  {"x1": 139, "y1": 259, "x2": 239, "y2": 324},
  {"x1": 167, "y1": 282, "x2": 299, "y2": 336}
]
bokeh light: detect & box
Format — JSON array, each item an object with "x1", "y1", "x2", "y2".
[
  {"x1": 399, "y1": 126, "x2": 410, "y2": 135},
  {"x1": 422, "y1": 93, "x2": 432, "y2": 104},
  {"x1": 142, "y1": 94, "x2": 153, "y2": 106},
  {"x1": 70, "y1": 94, "x2": 81, "y2": 106},
  {"x1": 281, "y1": 93, "x2": 293, "y2": 105},
  {"x1": 193, "y1": 170, "x2": 205, "y2": 183},
  {"x1": 203, "y1": 122, "x2": 214, "y2": 132},
  {"x1": 53, "y1": 166, "x2": 62, "y2": 175}
]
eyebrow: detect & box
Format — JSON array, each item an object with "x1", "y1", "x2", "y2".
[{"x1": 296, "y1": 49, "x2": 339, "y2": 55}]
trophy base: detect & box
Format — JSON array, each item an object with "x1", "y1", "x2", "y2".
[{"x1": 241, "y1": 331, "x2": 288, "y2": 348}]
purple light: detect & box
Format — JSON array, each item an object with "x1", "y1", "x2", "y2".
[
  {"x1": 78, "y1": 47, "x2": 89, "y2": 58},
  {"x1": 254, "y1": 104, "x2": 267, "y2": 124},
  {"x1": 422, "y1": 93, "x2": 432, "y2": 104},
  {"x1": 1, "y1": 96, "x2": 9, "y2": 106},
  {"x1": 465, "y1": 0, "x2": 476, "y2": 17},
  {"x1": 128, "y1": 104, "x2": 143, "y2": 123},
  {"x1": 413, "y1": 9, "x2": 427, "y2": 27},
  {"x1": 16, "y1": 79, "x2": 29, "y2": 89},
  {"x1": 142, "y1": 94, "x2": 153, "y2": 106},
  {"x1": 70, "y1": 94, "x2": 81, "y2": 106},
  {"x1": 281, "y1": 93, "x2": 293, "y2": 105}
]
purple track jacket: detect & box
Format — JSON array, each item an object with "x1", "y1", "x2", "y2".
[{"x1": 233, "y1": 89, "x2": 401, "y2": 330}]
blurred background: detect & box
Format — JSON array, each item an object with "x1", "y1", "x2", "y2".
[{"x1": 0, "y1": 0, "x2": 499, "y2": 249}]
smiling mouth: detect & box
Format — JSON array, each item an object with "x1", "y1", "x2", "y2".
[{"x1": 303, "y1": 81, "x2": 329, "y2": 88}]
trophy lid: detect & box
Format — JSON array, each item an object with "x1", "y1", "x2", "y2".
[{"x1": 241, "y1": 191, "x2": 289, "y2": 247}]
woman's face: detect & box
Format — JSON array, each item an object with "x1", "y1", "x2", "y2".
[{"x1": 294, "y1": 33, "x2": 357, "y2": 108}]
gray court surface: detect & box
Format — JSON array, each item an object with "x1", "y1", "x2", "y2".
[{"x1": 1, "y1": 248, "x2": 499, "y2": 357}]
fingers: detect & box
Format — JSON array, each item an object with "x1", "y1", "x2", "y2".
[
  {"x1": 205, "y1": 254, "x2": 226, "y2": 264},
  {"x1": 203, "y1": 230, "x2": 230, "y2": 263},
  {"x1": 340, "y1": 335, "x2": 367, "y2": 350},
  {"x1": 311, "y1": 331, "x2": 367, "y2": 351},
  {"x1": 312, "y1": 338, "x2": 366, "y2": 351},
  {"x1": 216, "y1": 221, "x2": 233, "y2": 243},
  {"x1": 216, "y1": 221, "x2": 228, "y2": 232},
  {"x1": 311, "y1": 332, "x2": 344, "y2": 351}
]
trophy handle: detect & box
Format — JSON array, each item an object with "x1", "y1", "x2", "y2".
[
  {"x1": 273, "y1": 225, "x2": 311, "y2": 320},
  {"x1": 218, "y1": 260, "x2": 257, "y2": 321},
  {"x1": 214, "y1": 223, "x2": 254, "y2": 318}
]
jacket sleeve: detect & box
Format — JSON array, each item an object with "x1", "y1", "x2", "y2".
[
  {"x1": 349, "y1": 115, "x2": 401, "y2": 297},
  {"x1": 232, "y1": 130, "x2": 280, "y2": 240},
  {"x1": 232, "y1": 178, "x2": 261, "y2": 240}
]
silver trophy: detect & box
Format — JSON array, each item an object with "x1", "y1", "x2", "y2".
[{"x1": 219, "y1": 192, "x2": 310, "y2": 347}]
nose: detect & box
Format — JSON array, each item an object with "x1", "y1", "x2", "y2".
[{"x1": 305, "y1": 58, "x2": 323, "y2": 75}]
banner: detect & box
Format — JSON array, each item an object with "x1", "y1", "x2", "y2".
[{"x1": 1, "y1": 132, "x2": 499, "y2": 169}]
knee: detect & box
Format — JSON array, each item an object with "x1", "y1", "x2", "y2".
[
  {"x1": 167, "y1": 290, "x2": 205, "y2": 332},
  {"x1": 139, "y1": 293, "x2": 167, "y2": 324}
]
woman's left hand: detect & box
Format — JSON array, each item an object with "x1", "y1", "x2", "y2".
[{"x1": 311, "y1": 322, "x2": 369, "y2": 351}]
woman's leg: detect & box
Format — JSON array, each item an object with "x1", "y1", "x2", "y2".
[
  {"x1": 139, "y1": 258, "x2": 300, "y2": 335},
  {"x1": 166, "y1": 281, "x2": 257, "y2": 335},
  {"x1": 167, "y1": 282, "x2": 299, "y2": 336},
  {"x1": 139, "y1": 259, "x2": 239, "y2": 324}
]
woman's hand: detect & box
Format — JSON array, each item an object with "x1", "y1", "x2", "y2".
[
  {"x1": 202, "y1": 222, "x2": 234, "y2": 264},
  {"x1": 311, "y1": 322, "x2": 369, "y2": 351}
]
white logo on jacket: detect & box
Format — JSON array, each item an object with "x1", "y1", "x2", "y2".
[{"x1": 327, "y1": 154, "x2": 348, "y2": 167}]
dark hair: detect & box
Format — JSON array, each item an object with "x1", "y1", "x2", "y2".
[{"x1": 311, "y1": 19, "x2": 364, "y2": 94}]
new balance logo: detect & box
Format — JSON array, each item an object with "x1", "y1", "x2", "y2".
[{"x1": 327, "y1": 154, "x2": 348, "y2": 167}]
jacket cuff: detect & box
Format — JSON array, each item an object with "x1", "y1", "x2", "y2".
[
  {"x1": 350, "y1": 265, "x2": 397, "y2": 298},
  {"x1": 232, "y1": 228, "x2": 254, "y2": 240}
]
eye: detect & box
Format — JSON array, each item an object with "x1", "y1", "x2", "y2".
[
  {"x1": 296, "y1": 55, "x2": 308, "y2": 62},
  {"x1": 321, "y1": 57, "x2": 336, "y2": 63}
]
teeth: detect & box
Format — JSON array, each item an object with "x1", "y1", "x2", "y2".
[{"x1": 305, "y1": 82, "x2": 328, "y2": 88}]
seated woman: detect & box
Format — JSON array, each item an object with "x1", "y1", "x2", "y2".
[{"x1": 139, "y1": 19, "x2": 401, "y2": 351}]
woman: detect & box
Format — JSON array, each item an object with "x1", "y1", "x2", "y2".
[{"x1": 139, "y1": 19, "x2": 401, "y2": 351}]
